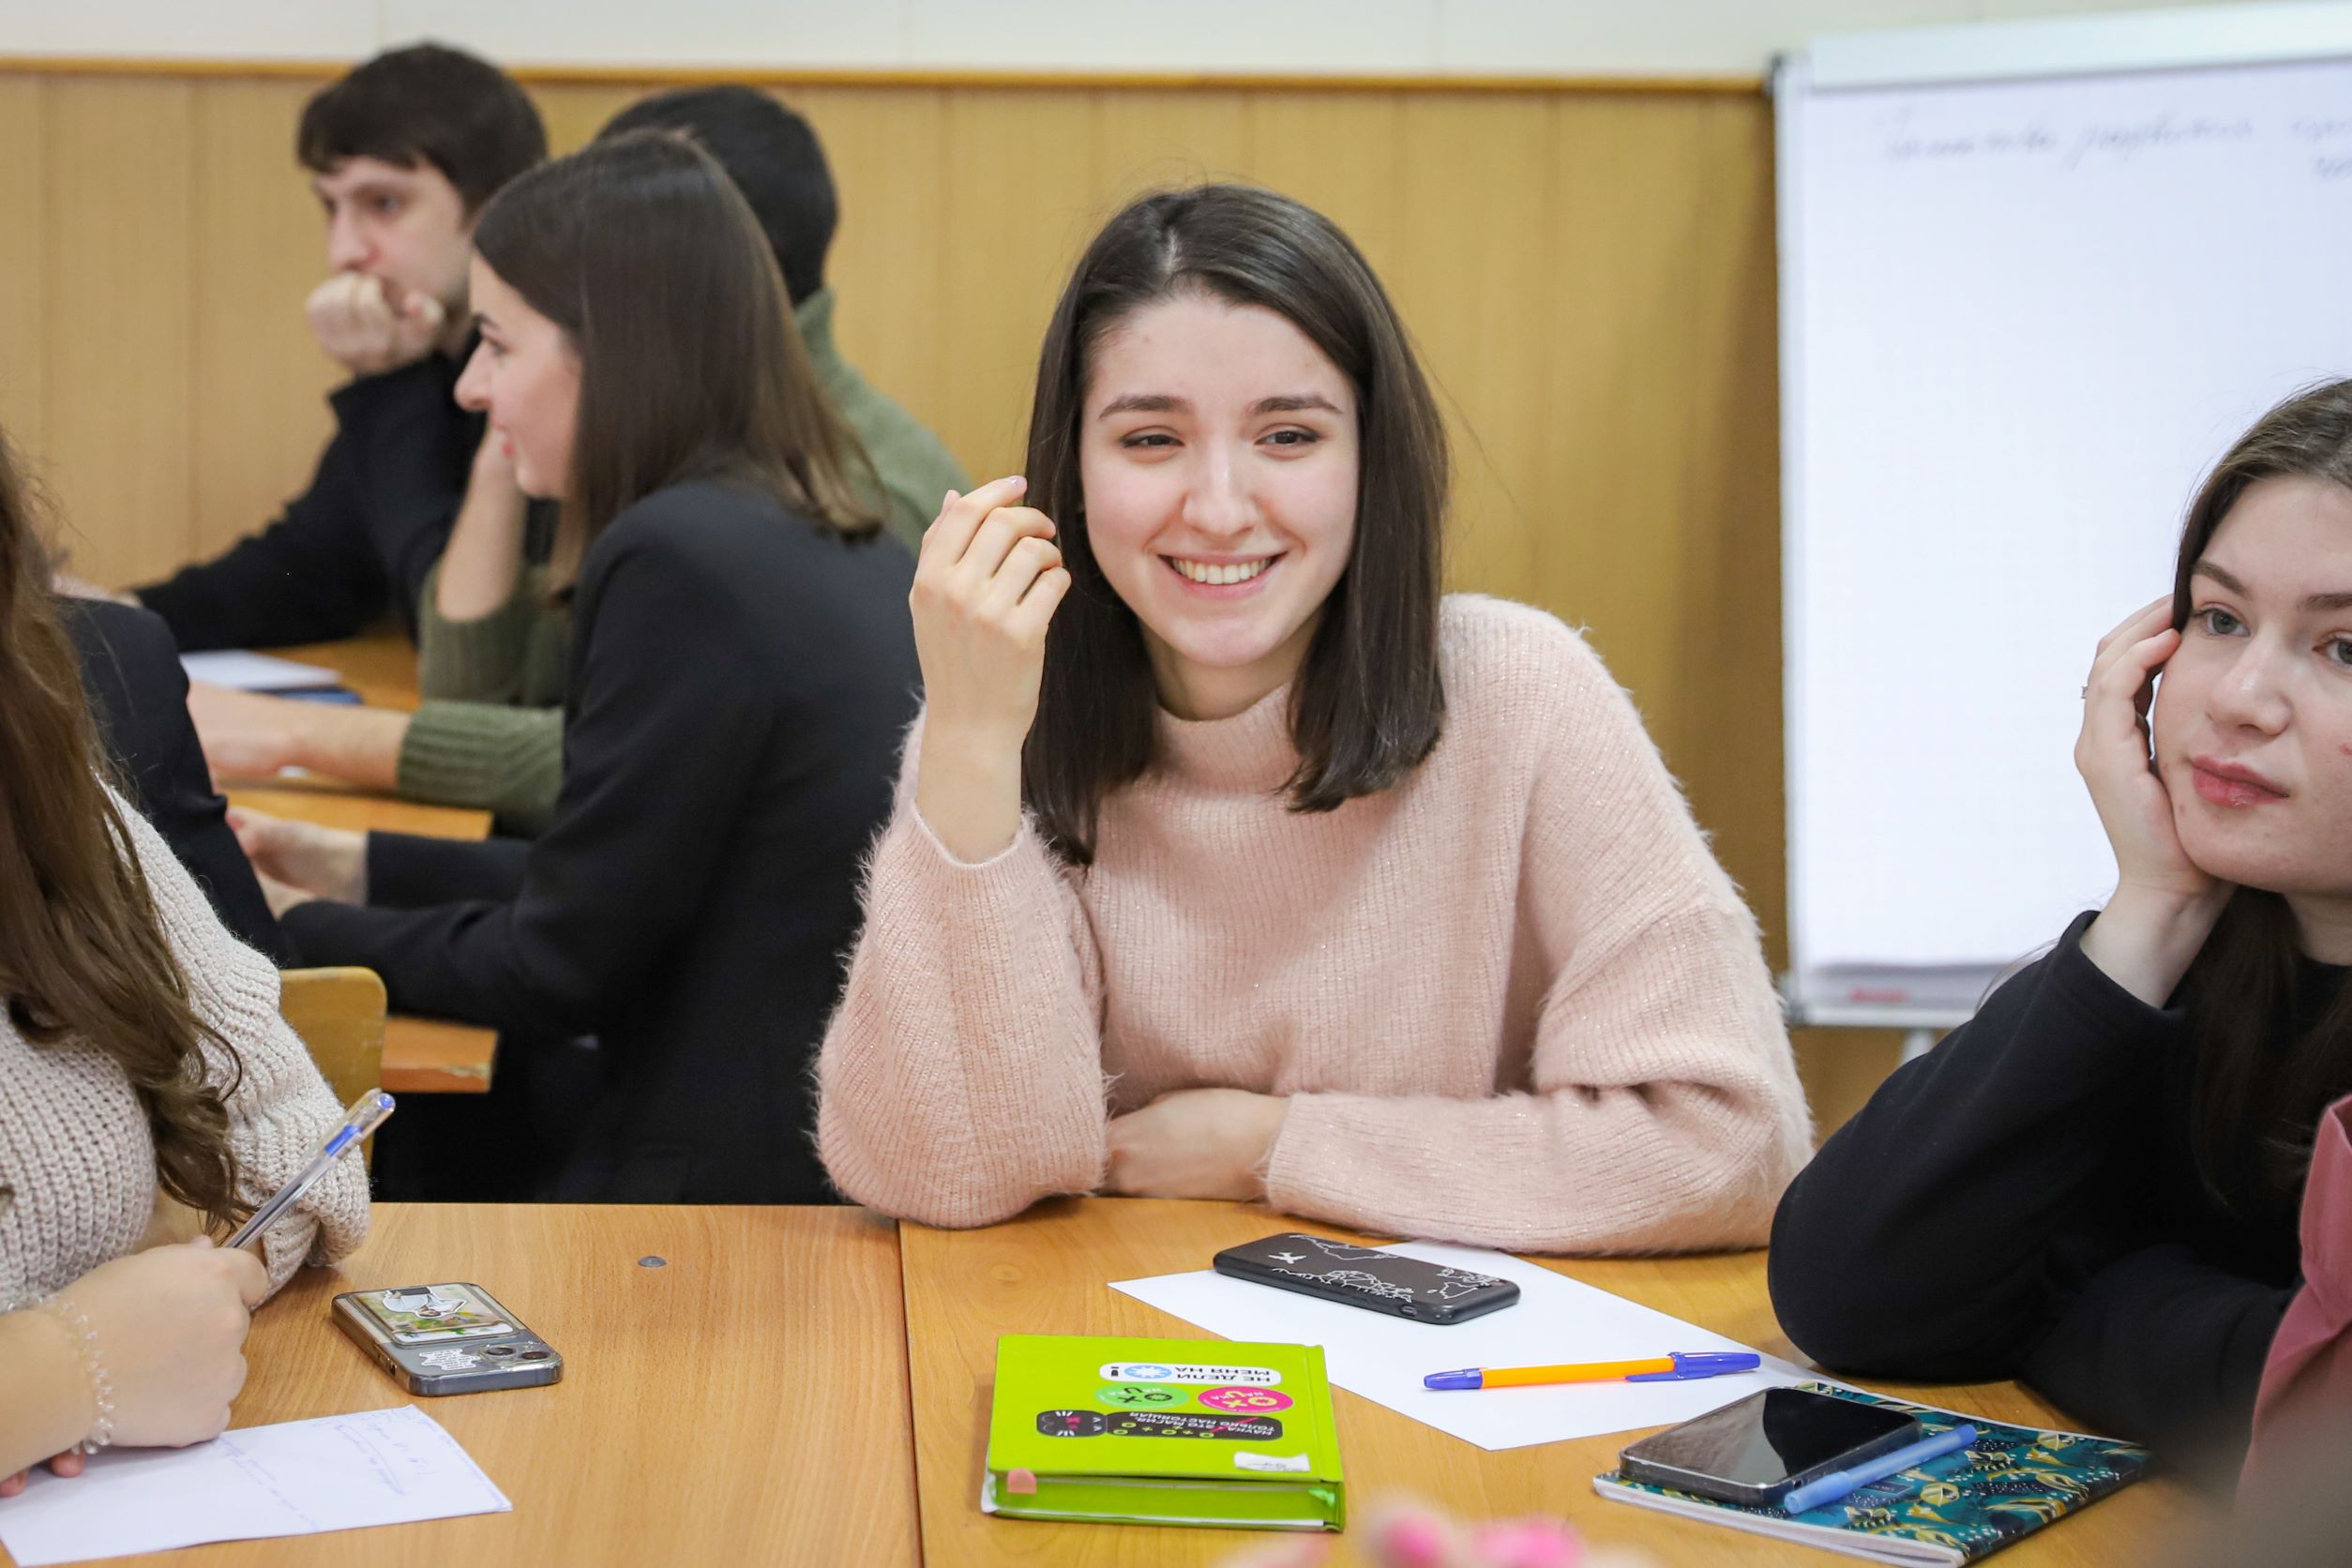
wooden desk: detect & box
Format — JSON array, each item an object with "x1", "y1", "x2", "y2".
[
  {"x1": 375, "y1": 1017, "x2": 497, "y2": 1094},
  {"x1": 225, "y1": 778, "x2": 489, "y2": 841},
  {"x1": 222, "y1": 635, "x2": 501, "y2": 1097},
  {"x1": 0, "y1": 1205, "x2": 921, "y2": 1568},
  {"x1": 899, "y1": 1199, "x2": 2217, "y2": 1566},
  {"x1": 276, "y1": 633, "x2": 443, "y2": 714}
]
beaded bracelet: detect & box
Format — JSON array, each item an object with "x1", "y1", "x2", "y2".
[{"x1": 1, "y1": 1289, "x2": 116, "y2": 1454}]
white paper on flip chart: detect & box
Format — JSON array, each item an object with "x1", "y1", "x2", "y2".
[
  {"x1": 0, "y1": 1405, "x2": 510, "y2": 1566},
  {"x1": 179, "y1": 650, "x2": 342, "y2": 692},
  {"x1": 1111, "y1": 1241, "x2": 1816, "y2": 1452}
]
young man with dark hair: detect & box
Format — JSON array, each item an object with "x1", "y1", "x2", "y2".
[
  {"x1": 134, "y1": 43, "x2": 546, "y2": 651},
  {"x1": 188, "y1": 85, "x2": 966, "y2": 837}
]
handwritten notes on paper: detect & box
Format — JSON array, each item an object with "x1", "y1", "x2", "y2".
[{"x1": 0, "y1": 1406, "x2": 509, "y2": 1565}]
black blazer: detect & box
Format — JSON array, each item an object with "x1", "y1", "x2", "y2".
[
  {"x1": 134, "y1": 349, "x2": 477, "y2": 650},
  {"x1": 282, "y1": 480, "x2": 920, "y2": 1203},
  {"x1": 62, "y1": 598, "x2": 288, "y2": 961}
]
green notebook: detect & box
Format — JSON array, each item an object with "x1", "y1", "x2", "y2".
[
  {"x1": 1592, "y1": 1383, "x2": 2152, "y2": 1565},
  {"x1": 982, "y1": 1334, "x2": 1346, "y2": 1531}
]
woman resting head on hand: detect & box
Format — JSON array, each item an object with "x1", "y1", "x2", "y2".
[
  {"x1": 2076, "y1": 379, "x2": 2352, "y2": 1196},
  {"x1": 1771, "y1": 380, "x2": 2352, "y2": 1470},
  {"x1": 0, "y1": 425, "x2": 369, "y2": 1489}
]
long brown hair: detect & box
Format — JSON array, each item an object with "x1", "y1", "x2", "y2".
[
  {"x1": 469, "y1": 128, "x2": 879, "y2": 570},
  {"x1": 2167, "y1": 379, "x2": 2352, "y2": 1215},
  {"x1": 0, "y1": 432, "x2": 246, "y2": 1230},
  {"x1": 1020, "y1": 184, "x2": 1450, "y2": 864}
]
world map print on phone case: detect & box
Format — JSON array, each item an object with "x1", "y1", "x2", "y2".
[{"x1": 1257, "y1": 1236, "x2": 1506, "y2": 1304}]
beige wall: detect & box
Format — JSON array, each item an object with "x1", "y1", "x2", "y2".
[
  {"x1": 0, "y1": 1, "x2": 2283, "y2": 76},
  {"x1": 0, "y1": 67, "x2": 1897, "y2": 1127}
]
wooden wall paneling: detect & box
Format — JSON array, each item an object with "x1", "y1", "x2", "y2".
[
  {"x1": 787, "y1": 84, "x2": 955, "y2": 456},
  {"x1": 0, "y1": 79, "x2": 49, "y2": 479},
  {"x1": 1793, "y1": 1025, "x2": 1905, "y2": 1141},
  {"x1": 936, "y1": 88, "x2": 1102, "y2": 478},
  {"x1": 45, "y1": 77, "x2": 196, "y2": 588},
  {"x1": 190, "y1": 79, "x2": 342, "y2": 563},
  {"x1": 1238, "y1": 91, "x2": 1404, "y2": 269},
  {"x1": 1089, "y1": 87, "x2": 1253, "y2": 209},
  {"x1": 1664, "y1": 93, "x2": 1786, "y2": 957},
  {"x1": 1534, "y1": 97, "x2": 1714, "y2": 741},
  {"x1": 533, "y1": 82, "x2": 647, "y2": 156},
  {"x1": 1382, "y1": 93, "x2": 1558, "y2": 603}
]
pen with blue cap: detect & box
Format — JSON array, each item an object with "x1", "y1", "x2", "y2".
[
  {"x1": 226, "y1": 1089, "x2": 394, "y2": 1250},
  {"x1": 1781, "y1": 1423, "x2": 1978, "y2": 1515},
  {"x1": 1424, "y1": 1351, "x2": 1760, "y2": 1390}
]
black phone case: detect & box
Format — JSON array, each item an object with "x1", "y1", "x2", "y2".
[
  {"x1": 1211, "y1": 1232, "x2": 1520, "y2": 1324},
  {"x1": 1617, "y1": 1389, "x2": 1921, "y2": 1507}
]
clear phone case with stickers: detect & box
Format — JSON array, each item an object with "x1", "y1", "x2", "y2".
[{"x1": 331, "y1": 1282, "x2": 564, "y2": 1395}]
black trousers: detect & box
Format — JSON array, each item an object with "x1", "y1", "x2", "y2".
[{"x1": 370, "y1": 1033, "x2": 600, "y2": 1201}]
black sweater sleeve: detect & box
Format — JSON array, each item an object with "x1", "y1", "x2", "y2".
[
  {"x1": 277, "y1": 506, "x2": 771, "y2": 1035},
  {"x1": 64, "y1": 599, "x2": 289, "y2": 961},
  {"x1": 1770, "y1": 913, "x2": 2184, "y2": 1380},
  {"x1": 135, "y1": 359, "x2": 464, "y2": 650},
  {"x1": 365, "y1": 831, "x2": 533, "y2": 909},
  {"x1": 2021, "y1": 1243, "x2": 2293, "y2": 1460}
]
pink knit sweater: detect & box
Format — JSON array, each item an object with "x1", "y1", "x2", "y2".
[{"x1": 817, "y1": 596, "x2": 1810, "y2": 1252}]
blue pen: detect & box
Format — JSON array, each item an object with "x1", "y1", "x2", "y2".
[
  {"x1": 1782, "y1": 1423, "x2": 1979, "y2": 1515},
  {"x1": 226, "y1": 1090, "x2": 394, "y2": 1249}
]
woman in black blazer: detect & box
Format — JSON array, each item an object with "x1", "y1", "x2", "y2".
[{"x1": 238, "y1": 131, "x2": 918, "y2": 1204}]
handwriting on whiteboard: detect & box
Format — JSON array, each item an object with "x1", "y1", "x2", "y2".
[{"x1": 1868, "y1": 102, "x2": 2352, "y2": 177}]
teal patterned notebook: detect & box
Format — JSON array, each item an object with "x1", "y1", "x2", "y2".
[{"x1": 1591, "y1": 1383, "x2": 2152, "y2": 1565}]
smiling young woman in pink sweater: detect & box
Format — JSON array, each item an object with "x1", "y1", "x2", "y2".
[{"x1": 815, "y1": 185, "x2": 1809, "y2": 1251}]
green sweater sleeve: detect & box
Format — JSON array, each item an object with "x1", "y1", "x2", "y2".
[
  {"x1": 395, "y1": 701, "x2": 565, "y2": 837},
  {"x1": 415, "y1": 560, "x2": 571, "y2": 705}
]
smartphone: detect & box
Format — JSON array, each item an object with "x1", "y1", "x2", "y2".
[
  {"x1": 1617, "y1": 1387, "x2": 1922, "y2": 1508},
  {"x1": 1211, "y1": 1232, "x2": 1520, "y2": 1324},
  {"x1": 332, "y1": 1282, "x2": 563, "y2": 1395}
]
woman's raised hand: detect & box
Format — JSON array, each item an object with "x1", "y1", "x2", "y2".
[
  {"x1": 2074, "y1": 596, "x2": 2211, "y2": 902},
  {"x1": 2073, "y1": 596, "x2": 2233, "y2": 1004},
  {"x1": 909, "y1": 477, "x2": 1073, "y2": 862}
]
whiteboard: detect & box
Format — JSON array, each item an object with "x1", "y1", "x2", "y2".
[{"x1": 1777, "y1": 4, "x2": 2352, "y2": 1016}]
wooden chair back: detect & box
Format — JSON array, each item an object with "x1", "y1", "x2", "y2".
[{"x1": 278, "y1": 967, "x2": 387, "y2": 1166}]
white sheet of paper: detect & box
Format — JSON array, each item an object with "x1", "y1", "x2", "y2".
[
  {"x1": 0, "y1": 1405, "x2": 510, "y2": 1566},
  {"x1": 1111, "y1": 1241, "x2": 1816, "y2": 1451},
  {"x1": 179, "y1": 650, "x2": 341, "y2": 692}
]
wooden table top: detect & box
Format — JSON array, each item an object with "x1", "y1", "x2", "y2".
[
  {"x1": 0, "y1": 1205, "x2": 920, "y2": 1568},
  {"x1": 898, "y1": 1199, "x2": 2218, "y2": 1567},
  {"x1": 224, "y1": 777, "x2": 490, "y2": 842},
  {"x1": 222, "y1": 635, "x2": 501, "y2": 1097},
  {"x1": 222, "y1": 633, "x2": 494, "y2": 842},
  {"x1": 275, "y1": 635, "x2": 442, "y2": 715}
]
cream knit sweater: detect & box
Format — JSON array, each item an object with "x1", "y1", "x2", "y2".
[
  {"x1": 0, "y1": 785, "x2": 369, "y2": 1302},
  {"x1": 818, "y1": 596, "x2": 1811, "y2": 1252}
]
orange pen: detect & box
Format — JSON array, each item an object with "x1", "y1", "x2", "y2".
[{"x1": 1423, "y1": 1351, "x2": 1759, "y2": 1390}]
